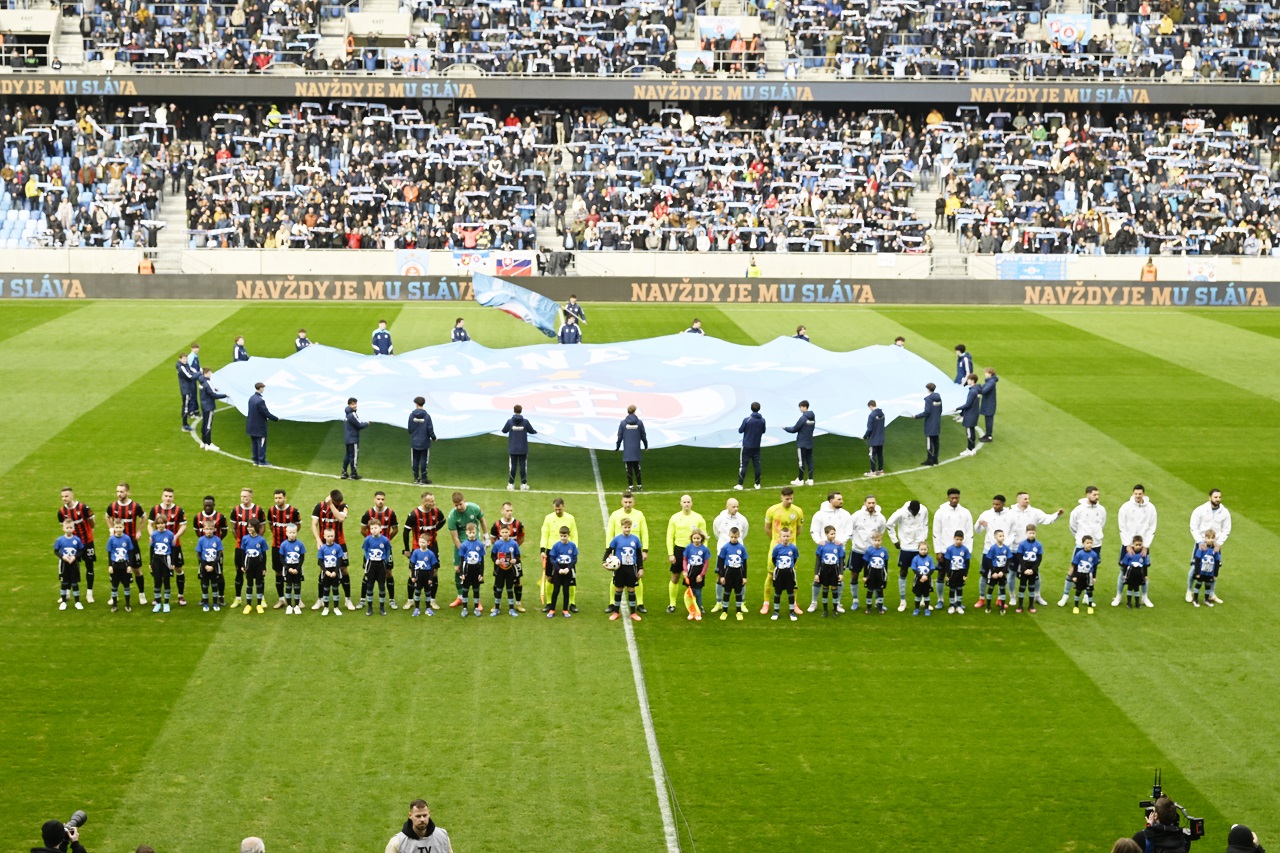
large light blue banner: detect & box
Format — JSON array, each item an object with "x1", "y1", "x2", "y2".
[{"x1": 212, "y1": 336, "x2": 964, "y2": 450}]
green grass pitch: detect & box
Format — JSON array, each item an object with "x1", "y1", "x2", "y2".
[{"x1": 3, "y1": 299, "x2": 1278, "y2": 852}]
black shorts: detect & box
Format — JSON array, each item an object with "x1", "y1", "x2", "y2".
[
  {"x1": 1017, "y1": 568, "x2": 1039, "y2": 586},
  {"x1": 772, "y1": 568, "x2": 797, "y2": 593},
  {"x1": 818, "y1": 564, "x2": 841, "y2": 587},
  {"x1": 987, "y1": 570, "x2": 1007, "y2": 587},
  {"x1": 848, "y1": 552, "x2": 866, "y2": 574},
  {"x1": 614, "y1": 565, "x2": 639, "y2": 588},
  {"x1": 110, "y1": 561, "x2": 132, "y2": 583},
  {"x1": 461, "y1": 567, "x2": 483, "y2": 587},
  {"x1": 365, "y1": 560, "x2": 389, "y2": 581},
  {"x1": 150, "y1": 555, "x2": 172, "y2": 579},
  {"x1": 722, "y1": 569, "x2": 745, "y2": 589},
  {"x1": 339, "y1": 548, "x2": 350, "y2": 569},
  {"x1": 1195, "y1": 571, "x2": 1217, "y2": 584},
  {"x1": 493, "y1": 567, "x2": 516, "y2": 588},
  {"x1": 83, "y1": 544, "x2": 97, "y2": 568},
  {"x1": 863, "y1": 567, "x2": 887, "y2": 591},
  {"x1": 912, "y1": 579, "x2": 932, "y2": 597},
  {"x1": 321, "y1": 571, "x2": 342, "y2": 589},
  {"x1": 272, "y1": 549, "x2": 285, "y2": 574},
  {"x1": 199, "y1": 560, "x2": 221, "y2": 577},
  {"x1": 234, "y1": 547, "x2": 246, "y2": 571},
  {"x1": 1072, "y1": 573, "x2": 1094, "y2": 592},
  {"x1": 284, "y1": 567, "x2": 305, "y2": 584},
  {"x1": 58, "y1": 560, "x2": 82, "y2": 585},
  {"x1": 948, "y1": 569, "x2": 969, "y2": 588},
  {"x1": 244, "y1": 555, "x2": 267, "y2": 579},
  {"x1": 897, "y1": 549, "x2": 916, "y2": 571},
  {"x1": 171, "y1": 546, "x2": 185, "y2": 569},
  {"x1": 129, "y1": 541, "x2": 143, "y2": 569}
]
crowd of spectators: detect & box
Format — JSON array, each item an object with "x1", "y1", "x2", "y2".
[
  {"x1": 929, "y1": 107, "x2": 1280, "y2": 255},
  {"x1": 185, "y1": 101, "x2": 547, "y2": 249},
  {"x1": 81, "y1": 0, "x2": 324, "y2": 70},
  {"x1": 9, "y1": 99, "x2": 1280, "y2": 257},
  {"x1": 551, "y1": 105, "x2": 931, "y2": 253},
  {"x1": 782, "y1": 0, "x2": 1280, "y2": 82},
  {"x1": 64, "y1": 0, "x2": 1280, "y2": 80},
  {"x1": 0, "y1": 101, "x2": 174, "y2": 248},
  {"x1": 395, "y1": 0, "x2": 685, "y2": 75}
]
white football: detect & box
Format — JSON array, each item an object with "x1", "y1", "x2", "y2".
[{"x1": 604, "y1": 555, "x2": 621, "y2": 570}]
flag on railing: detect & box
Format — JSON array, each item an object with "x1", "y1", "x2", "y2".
[{"x1": 471, "y1": 272, "x2": 559, "y2": 338}]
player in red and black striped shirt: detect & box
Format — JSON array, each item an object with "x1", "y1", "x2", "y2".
[
  {"x1": 360, "y1": 491, "x2": 399, "y2": 608},
  {"x1": 402, "y1": 491, "x2": 446, "y2": 609},
  {"x1": 148, "y1": 488, "x2": 188, "y2": 605},
  {"x1": 58, "y1": 487, "x2": 96, "y2": 603},
  {"x1": 311, "y1": 489, "x2": 351, "y2": 610},
  {"x1": 230, "y1": 487, "x2": 267, "y2": 608},
  {"x1": 107, "y1": 482, "x2": 148, "y2": 604},
  {"x1": 194, "y1": 495, "x2": 229, "y2": 605},
  {"x1": 489, "y1": 500, "x2": 528, "y2": 612},
  {"x1": 268, "y1": 489, "x2": 301, "y2": 608}
]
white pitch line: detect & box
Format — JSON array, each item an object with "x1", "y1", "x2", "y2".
[{"x1": 590, "y1": 448, "x2": 681, "y2": 853}]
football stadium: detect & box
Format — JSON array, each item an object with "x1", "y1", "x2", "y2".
[{"x1": 3, "y1": 2, "x2": 1280, "y2": 850}]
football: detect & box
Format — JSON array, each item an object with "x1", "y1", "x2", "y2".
[{"x1": 604, "y1": 555, "x2": 621, "y2": 570}]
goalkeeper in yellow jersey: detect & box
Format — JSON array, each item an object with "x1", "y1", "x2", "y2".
[{"x1": 761, "y1": 486, "x2": 804, "y2": 614}]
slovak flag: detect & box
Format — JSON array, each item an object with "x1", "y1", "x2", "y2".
[
  {"x1": 471, "y1": 272, "x2": 559, "y2": 337},
  {"x1": 496, "y1": 256, "x2": 533, "y2": 276}
]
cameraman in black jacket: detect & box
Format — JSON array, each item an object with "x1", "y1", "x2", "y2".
[
  {"x1": 1132, "y1": 797, "x2": 1192, "y2": 853},
  {"x1": 33, "y1": 820, "x2": 87, "y2": 853}
]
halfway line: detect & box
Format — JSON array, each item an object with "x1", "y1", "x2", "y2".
[{"x1": 590, "y1": 448, "x2": 681, "y2": 853}]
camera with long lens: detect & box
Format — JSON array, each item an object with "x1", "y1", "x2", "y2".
[
  {"x1": 65, "y1": 811, "x2": 88, "y2": 830},
  {"x1": 1140, "y1": 770, "x2": 1205, "y2": 843}
]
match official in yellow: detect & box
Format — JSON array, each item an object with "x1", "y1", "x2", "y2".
[
  {"x1": 539, "y1": 498, "x2": 578, "y2": 612},
  {"x1": 761, "y1": 486, "x2": 805, "y2": 614},
  {"x1": 606, "y1": 490, "x2": 649, "y2": 613},
  {"x1": 665, "y1": 495, "x2": 706, "y2": 613}
]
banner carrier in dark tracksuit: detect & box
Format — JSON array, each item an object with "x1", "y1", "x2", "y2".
[
  {"x1": 913, "y1": 383, "x2": 942, "y2": 466},
  {"x1": 616, "y1": 405, "x2": 649, "y2": 491},
  {"x1": 784, "y1": 400, "x2": 816, "y2": 485},
  {"x1": 408, "y1": 396, "x2": 437, "y2": 485},
  {"x1": 198, "y1": 367, "x2": 229, "y2": 450},
  {"x1": 502, "y1": 405, "x2": 537, "y2": 490},
  {"x1": 342, "y1": 398, "x2": 369, "y2": 480},
  {"x1": 246, "y1": 382, "x2": 279, "y2": 467}
]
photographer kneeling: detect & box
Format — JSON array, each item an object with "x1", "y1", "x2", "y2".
[
  {"x1": 33, "y1": 818, "x2": 87, "y2": 853},
  {"x1": 1132, "y1": 797, "x2": 1192, "y2": 853}
]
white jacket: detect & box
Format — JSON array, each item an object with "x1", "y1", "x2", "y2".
[
  {"x1": 713, "y1": 510, "x2": 750, "y2": 552},
  {"x1": 1005, "y1": 504, "x2": 1060, "y2": 548},
  {"x1": 1068, "y1": 497, "x2": 1107, "y2": 546},
  {"x1": 932, "y1": 502, "x2": 974, "y2": 554},
  {"x1": 885, "y1": 502, "x2": 930, "y2": 550},
  {"x1": 1117, "y1": 496, "x2": 1158, "y2": 549},
  {"x1": 975, "y1": 506, "x2": 1014, "y2": 554},
  {"x1": 1189, "y1": 501, "x2": 1232, "y2": 546},
  {"x1": 809, "y1": 501, "x2": 853, "y2": 546},
  {"x1": 848, "y1": 506, "x2": 888, "y2": 553}
]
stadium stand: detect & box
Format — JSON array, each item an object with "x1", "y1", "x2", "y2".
[
  {"x1": 6, "y1": 97, "x2": 1279, "y2": 257},
  {"x1": 77, "y1": 0, "x2": 325, "y2": 70},
  {"x1": 183, "y1": 104, "x2": 932, "y2": 253},
  {"x1": 397, "y1": 0, "x2": 685, "y2": 75},
  {"x1": 0, "y1": 102, "x2": 170, "y2": 248}
]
